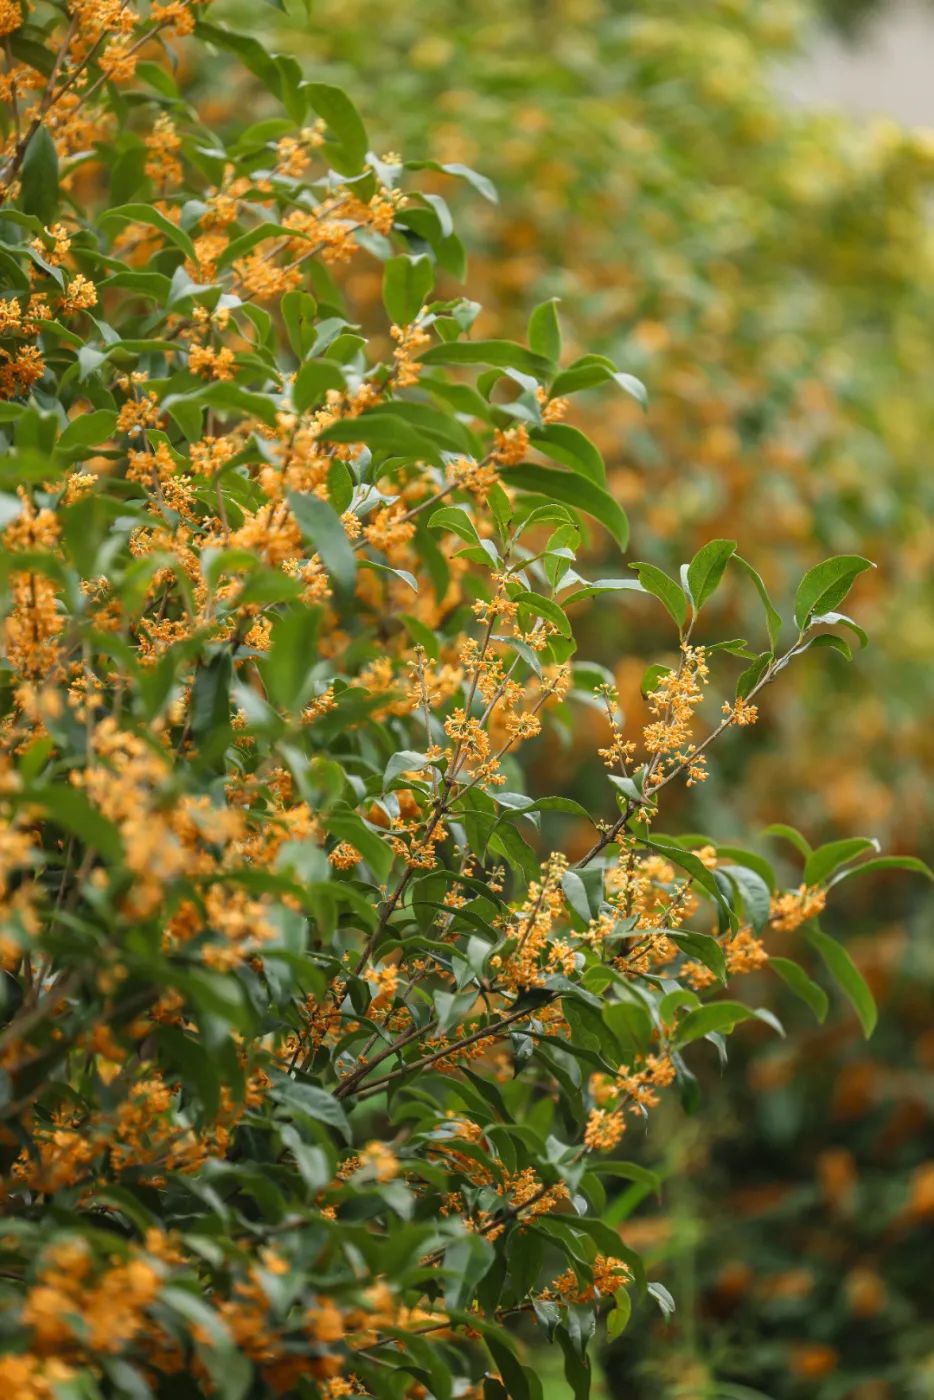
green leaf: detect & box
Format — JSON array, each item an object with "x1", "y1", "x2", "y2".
[
  {"x1": 827, "y1": 854, "x2": 933, "y2": 888},
  {"x1": 486, "y1": 1337, "x2": 542, "y2": 1400},
  {"x1": 269, "y1": 1075, "x2": 352, "y2": 1141},
  {"x1": 502, "y1": 465, "x2": 628, "y2": 549},
  {"x1": 304, "y1": 82, "x2": 369, "y2": 173},
  {"x1": 407, "y1": 158, "x2": 498, "y2": 203},
  {"x1": 196, "y1": 20, "x2": 291, "y2": 109},
  {"x1": 440, "y1": 161, "x2": 498, "y2": 202},
  {"x1": 719, "y1": 864, "x2": 771, "y2": 933},
  {"x1": 443, "y1": 1235, "x2": 495, "y2": 1311},
  {"x1": 769, "y1": 956, "x2": 828, "y2": 1023},
  {"x1": 733, "y1": 554, "x2": 783, "y2": 651},
  {"x1": 686, "y1": 538, "x2": 736, "y2": 611},
  {"x1": 190, "y1": 652, "x2": 232, "y2": 741},
  {"x1": 99, "y1": 203, "x2": 198, "y2": 262},
  {"x1": 803, "y1": 837, "x2": 879, "y2": 886},
  {"x1": 288, "y1": 491, "x2": 356, "y2": 595},
  {"x1": 162, "y1": 383, "x2": 279, "y2": 441},
  {"x1": 528, "y1": 298, "x2": 562, "y2": 365},
  {"x1": 763, "y1": 823, "x2": 812, "y2": 858},
  {"x1": 674, "y1": 1000, "x2": 754, "y2": 1046},
  {"x1": 428, "y1": 505, "x2": 480, "y2": 543},
  {"x1": 591, "y1": 1160, "x2": 661, "y2": 1193},
  {"x1": 264, "y1": 606, "x2": 320, "y2": 711},
  {"x1": 530, "y1": 424, "x2": 605, "y2": 485},
  {"x1": 382, "y1": 254, "x2": 434, "y2": 325},
  {"x1": 318, "y1": 411, "x2": 441, "y2": 464},
  {"x1": 57, "y1": 410, "x2": 118, "y2": 456},
  {"x1": 647, "y1": 1281, "x2": 676, "y2": 1318},
  {"x1": 714, "y1": 845, "x2": 775, "y2": 893},
  {"x1": 557, "y1": 1323, "x2": 592, "y2": 1400},
  {"x1": 551, "y1": 354, "x2": 647, "y2": 405},
  {"x1": 20, "y1": 125, "x2": 59, "y2": 225},
  {"x1": 603, "y1": 999, "x2": 652, "y2": 1059},
  {"x1": 419, "y1": 339, "x2": 552, "y2": 378},
  {"x1": 794, "y1": 555, "x2": 873, "y2": 629},
  {"x1": 511, "y1": 590, "x2": 571, "y2": 638},
  {"x1": 281, "y1": 289, "x2": 318, "y2": 359},
  {"x1": 562, "y1": 578, "x2": 646, "y2": 606},
  {"x1": 495, "y1": 793, "x2": 594, "y2": 824},
  {"x1": 801, "y1": 633, "x2": 853, "y2": 662},
  {"x1": 805, "y1": 927, "x2": 877, "y2": 1037},
  {"x1": 606, "y1": 1289, "x2": 632, "y2": 1341},
  {"x1": 645, "y1": 835, "x2": 735, "y2": 927},
  {"x1": 136, "y1": 59, "x2": 179, "y2": 97},
  {"x1": 629, "y1": 561, "x2": 687, "y2": 628},
  {"x1": 375, "y1": 399, "x2": 478, "y2": 454},
  {"x1": 488, "y1": 820, "x2": 539, "y2": 887},
  {"x1": 293, "y1": 358, "x2": 346, "y2": 414},
  {"x1": 736, "y1": 652, "x2": 770, "y2": 700},
  {"x1": 811, "y1": 609, "x2": 869, "y2": 649},
  {"x1": 384, "y1": 750, "x2": 432, "y2": 789},
  {"x1": 561, "y1": 869, "x2": 593, "y2": 924},
  {"x1": 670, "y1": 931, "x2": 726, "y2": 982}
]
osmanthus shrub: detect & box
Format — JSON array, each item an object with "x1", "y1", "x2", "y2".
[{"x1": 0, "y1": 6, "x2": 926, "y2": 1400}]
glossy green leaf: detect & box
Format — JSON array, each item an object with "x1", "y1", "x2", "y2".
[
  {"x1": 794, "y1": 555, "x2": 873, "y2": 629},
  {"x1": 502, "y1": 464, "x2": 629, "y2": 549}
]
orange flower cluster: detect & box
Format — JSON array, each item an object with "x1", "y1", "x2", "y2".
[
  {"x1": 770, "y1": 883, "x2": 827, "y2": 932},
  {"x1": 643, "y1": 643, "x2": 711, "y2": 788}
]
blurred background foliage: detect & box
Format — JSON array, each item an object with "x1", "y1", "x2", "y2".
[{"x1": 189, "y1": 0, "x2": 933, "y2": 1392}]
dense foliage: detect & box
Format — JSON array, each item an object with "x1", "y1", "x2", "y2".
[
  {"x1": 0, "y1": 4, "x2": 929, "y2": 1399},
  {"x1": 265, "y1": 0, "x2": 934, "y2": 863}
]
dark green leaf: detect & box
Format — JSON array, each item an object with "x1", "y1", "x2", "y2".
[
  {"x1": 794, "y1": 555, "x2": 873, "y2": 629},
  {"x1": 530, "y1": 424, "x2": 605, "y2": 485},
  {"x1": 674, "y1": 1001, "x2": 754, "y2": 1046},
  {"x1": 502, "y1": 465, "x2": 628, "y2": 549},
  {"x1": 289, "y1": 491, "x2": 356, "y2": 595},
  {"x1": 293, "y1": 359, "x2": 346, "y2": 413},
  {"x1": 382, "y1": 254, "x2": 433, "y2": 325},
  {"x1": 803, "y1": 837, "x2": 879, "y2": 886},
  {"x1": 805, "y1": 927, "x2": 877, "y2": 1037},
  {"x1": 20, "y1": 126, "x2": 59, "y2": 225},
  {"x1": 733, "y1": 554, "x2": 782, "y2": 650},
  {"x1": 304, "y1": 83, "x2": 369, "y2": 173},
  {"x1": 629, "y1": 562, "x2": 687, "y2": 628},
  {"x1": 769, "y1": 956, "x2": 828, "y2": 1023},
  {"x1": 57, "y1": 410, "x2": 118, "y2": 456},
  {"x1": 827, "y1": 854, "x2": 933, "y2": 888},
  {"x1": 686, "y1": 539, "x2": 736, "y2": 611}
]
